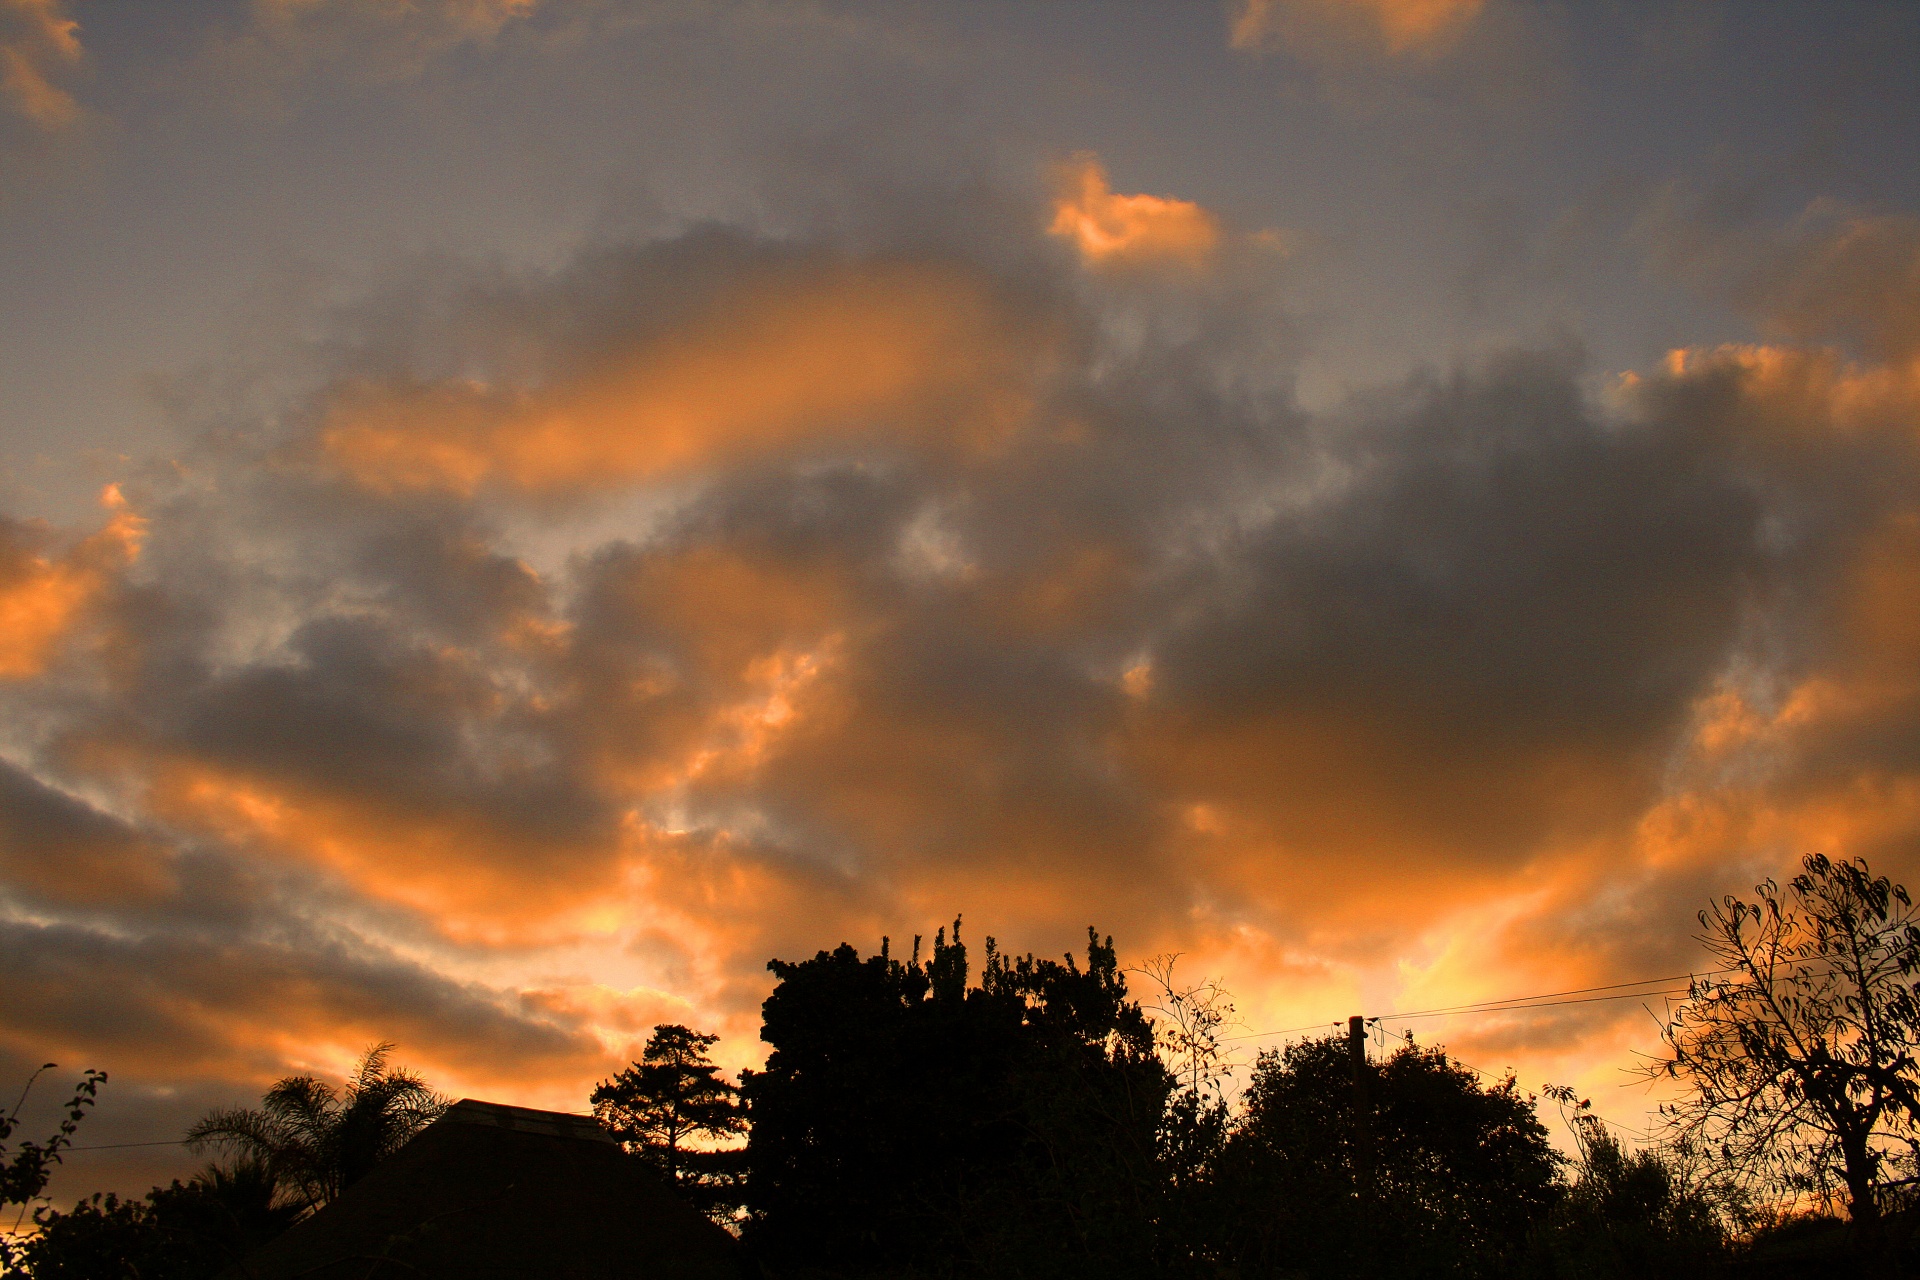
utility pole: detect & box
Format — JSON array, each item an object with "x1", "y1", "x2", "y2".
[
  {"x1": 1349, "y1": 1014, "x2": 1374, "y2": 1277},
  {"x1": 1348, "y1": 1015, "x2": 1371, "y2": 1191}
]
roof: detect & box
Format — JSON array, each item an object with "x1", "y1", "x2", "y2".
[{"x1": 223, "y1": 1099, "x2": 746, "y2": 1279}]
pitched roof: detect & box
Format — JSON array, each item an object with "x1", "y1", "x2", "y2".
[{"x1": 224, "y1": 1098, "x2": 745, "y2": 1279}]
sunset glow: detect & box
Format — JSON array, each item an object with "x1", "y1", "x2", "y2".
[{"x1": 3, "y1": 0, "x2": 1919, "y2": 1223}]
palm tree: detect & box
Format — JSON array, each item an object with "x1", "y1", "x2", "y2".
[{"x1": 187, "y1": 1042, "x2": 447, "y2": 1210}]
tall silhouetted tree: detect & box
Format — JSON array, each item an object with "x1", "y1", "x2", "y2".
[
  {"x1": 1137, "y1": 955, "x2": 1238, "y2": 1275},
  {"x1": 742, "y1": 920, "x2": 1172, "y2": 1278},
  {"x1": 186, "y1": 1042, "x2": 445, "y2": 1210},
  {"x1": 1653, "y1": 853, "x2": 1920, "y2": 1227},
  {"x1": 1214, "y1": 1034, "x2": 1560, "y2": 1279},
  {"x1": 592, "y1": 1023, "x2": 745, "y2": 1220}
]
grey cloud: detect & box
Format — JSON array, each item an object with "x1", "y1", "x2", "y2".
[
  {"x1": 9, "y1": 173, "x2": 1920, "y2": 1199},
  {"x1": 0, "y1": 758, "x2": 173, "y2": 908},
  {"x1": 1161, "y1": 349, "x2": 1763, "y2": 754}
]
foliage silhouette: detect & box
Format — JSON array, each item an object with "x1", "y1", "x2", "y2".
[
  {"x1": 742, "y1": 920, "x2": 1172, "y2": 1278},
  {"x1": 1527, "y1": 1087, "x2": 1729, "y2": 1278},
  {"x1": 593, "y1": 1023, "x2": 746, "y2": 1221},
  {"x1": 1652, "y1": 853, "x2": 1920, "y2": 1227},
  {"x1": 28, "y1": 860, "x2": 1920, "y2": 1279},
  {"x1": 0, "y1": 1066, "x2": 104, "y2": 1211},
  {"x1": 0, "y1": 1066, "x2": 105, "y2": 1272},
  {"x1": 1135, "y1": 954, "x2": 1238, "y2": 1273},
  {"x1": 185, "y1": 1041, "x2": 446, "y2": 1211},
  {"x1": 1210, "y1": 1033, "x2": 1560, "y2": 1279},
  {"x1": 19, "y1": 1157, "x2": 299, "y2": 1280}
]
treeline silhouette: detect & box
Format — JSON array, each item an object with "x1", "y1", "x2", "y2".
[
  {"x1": 8, "y1": 854, "x2": 1920, "y2": 1277},
  {"x1": 720, "y1": 922, "x2": 1677, "y2": 1279},
  {"x1": 744, "y1": 925, "x2": 1167, "y2": 1275}
]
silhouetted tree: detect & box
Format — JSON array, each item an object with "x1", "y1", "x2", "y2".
[
  {"x1": 593, "y1": 1023, "x2": 745, "y2": 1221},
  {"x1": 20, "y1": 1157, "x2": 298, "y2": 1280},
  {"x1": 1214, "y1": 1034, "x2": 1561, "y2": 1279},
  {"x1": 186, "y1": 1041, "x2": 446, "y2": 1210},
  {"x1": 0, "y1": 1065, "x2": 104, "y2": 1271},
  {"x1": 1136, "y1": 955, "x2": 1238, "y2": 1275},
  {"x1": 742, "y1": 920, "x2": 1171, "y2": 1278},
  {"x1": 1652, "y1": 853, "x2": 1920, "y2": 1226},
  {"x1": 1529, "y1": 1087, "x2": 1728, "y2": 1278}
]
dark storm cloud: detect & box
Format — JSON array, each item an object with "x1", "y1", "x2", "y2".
[{"x1": 1146, "y1": 348, "x2": 1766, "y2": 862}]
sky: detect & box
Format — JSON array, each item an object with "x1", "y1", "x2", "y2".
[{"x1": 3, "y1": 0, "x2": 1920, "y2": 1202}]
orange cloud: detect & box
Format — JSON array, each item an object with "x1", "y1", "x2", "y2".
[
  {"x1": 1230, "y1": 0, "x2": 1485, "y2": 56},
  {"x1": 1738, "y1": 211, "x2": 1920, "y2": 364},
  {"x1": 1049, "y1": 154, "x2": 1220, "y2": 269},
  {"x1": 322, "y1": 260, "x2": 1045, "y2": 495},
  {"x1": 1636, "y1": 342, "x2": 1920, "y2": 442},
  {"x1": 0, "y1": 488, "x2": 143, "y2": 679},
  {"x1": 0, "y1": 0, "x2": 82, "y2": 130},
  {"x1": 124, "y1": 716, "x2": 632, "y2": 947}
]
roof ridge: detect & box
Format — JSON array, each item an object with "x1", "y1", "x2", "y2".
[{"x1": 440, "y1": 1097, "x2": 615, "y2": 1143}]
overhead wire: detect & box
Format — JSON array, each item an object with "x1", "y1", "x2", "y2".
[{"x1": 1223, "y1": 967, "x2": 1738, "y2": 1042}]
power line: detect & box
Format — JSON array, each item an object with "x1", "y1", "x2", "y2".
[
  {"x1": 1223, "y1": 1019, "x2": 1344, "y2": 1042},
  {"x1": 61, "y1": 1139, "x2": 190, "y2": 1153},
  {"x1": 1225, "y1": 969, "x2": 1724, "y2": 1042},
  {"x1": 1377, "y1": 986, "x2": 1691, "y2": 1022},
  {"x1": 1372, "y1": 972, "x2": 1721, "y2": 1020}
]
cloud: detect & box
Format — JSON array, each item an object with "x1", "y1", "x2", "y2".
[
  {"x1": 0, "y1": 760, "x2": 175, "y2": 906},
  {"x1": 320, "y1": 244, "x2": 1057, "y2": 495},
  {"x1": 1734, "y1": 211, "x2": 1920, "y2": 365},
  {"x1": 1049, "y1": 154, "x2": 1221, "y2": 270},
  {"x1": 178, "y1": 0, "x2": 561, "y2": 109},
  {"x1": 0, "y1": 488, "x2": 142, "y2": 679},
  {"x1": 255, "y1": 0, "x2": 544, "y2": 41},
  {"x1": 7, "y1": 165, "x2": 1920, "y2": 1190},
  {"x1": 0, "y1": 0, "x2": 82, "y2": 130},
  {"x1": 0, "y1": 912, "x2": 602, "y2": 1089},
  {"x1": 1230, "y1": 0, "x2": 1486, "y2": 57},
  {"x1": 245, "y1": 0, "x2": 547, "y2": 66}
]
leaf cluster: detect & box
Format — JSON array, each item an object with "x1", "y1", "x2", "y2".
[
  {"x1": 0, "y1": 1066, "x2": 105, "y2": 1214},
  {"x1": 184, "y1": 1041, "x2": 447, "y2": 1211}
]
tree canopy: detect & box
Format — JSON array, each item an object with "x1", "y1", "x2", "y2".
[
  {"x1": 1654, "y1": 852, "x2": 1920, "y2": 1224},
  {"x1": 1208, "y1": 1034, "x2": 1562, "y2": 1279},
  {"x1": 593, "y1": 1023, "x2": 746, "y2": 1220},
  {"x1": 19, "y1": 1159, "x2": 297, "y2": 1280},
  {"x1": 0, "y1": 1066, "x2": 105, "y2": 1274},
  {"x1": 742, "y1": 920, "x2": 1172, "y2": 1278}
]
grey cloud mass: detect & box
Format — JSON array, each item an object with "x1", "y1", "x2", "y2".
[{"x1": 1, "y1": 0, "x2": 1918, "y2": 1207}]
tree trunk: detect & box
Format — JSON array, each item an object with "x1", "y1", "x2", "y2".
[
  {"x1": 1838, "y1": 1126, "x2": 1899, "y2": 1280},
  {"x1": 1839, "y1": 1125, "x2": 1880, "y2": 1225}
]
